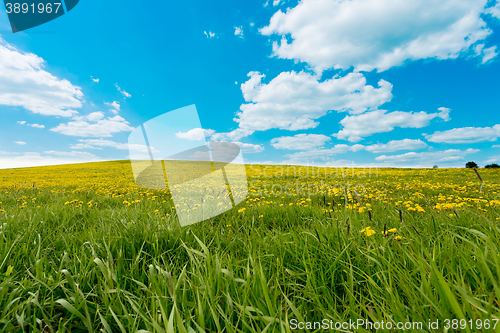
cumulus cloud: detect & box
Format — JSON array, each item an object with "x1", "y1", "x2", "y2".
[
  {"x1": 425, "y1": 124, "x2": 500, "y2": 143},
  {"x1": 50, "y1": 115, "x2": 134, "y2": 137},
  {"x1": 281, "y1": 144, "x2": 364, "y2": 164},
  {"x1": 375, "y1": 148, "x2": 479, "y2": 165},
  {"x1": 84, "y1": 112, "x2": 105, "y2": 122},
  {"x1": 0, "y1": 38, "x2": 83, "y2": 117},
  {"x1": 334, "y1": 107, "x2": 450, "y2": 142},
  {"x1": 0, "y1": 152, "x2": 102, "y2": 169},
  {"x1": 105, "y1": 101, "x2": 120, "y2": 114},
  {"x1": 484, "y1": 155, "x2": 500, "y2": 164},
  {"x1": 261, "y1": 0, "x2": 492, "y2": 72},
  {"x1": 70, "y1": 139, "x2": 156, "y2": 153},
  {"x1": 17, "y1": 121, "x2": 46, "y2": 129},
  {"x1": 271, "y1": 133, "x2": 331, "y2": 150},
  {"x1": 204, "y1": 31, "x2": 216, "y2": 38},
  {"x1": 15, "y1": 141, "x2": 26, "y2": 145},
  {"x1": 364, "y1": 139, "x2": 427, "y2": 153},
  {"x1": 44, "y1": 150, "x2": 100, "y2": 158},
  {"x1": 474, "y1": 44, "x2": 498, "y2": 63},
  {"x1": 175, "y1": 128, "x2": 216, "y2": 141},
  {"x1": 235, "y1": 26, "x2": 243, "y2": 37},
  {"x1": 211, "y1": 128, "x2": 255, "y2": 142},
  {"x1": 229, "y1": 71, "x2": 392, "y2": 137},
  {"x1": 485, "y1": 1, "x2": 500, "y2": 20},
  {"x1": 115, "y1": 83, "x2": 131, "y2": 98},
  {"x1": 233, "y1": 142, "x2": 265, "y2": 153}
]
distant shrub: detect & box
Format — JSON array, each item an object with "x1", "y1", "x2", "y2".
[
  {"x1": 466, "y1": 161, "x2": 478, "y2": 168},
  {"x1": 433, "y1": 165, "x2": 438, "y2": 168},
  {"x1": 485, "y1": 163, "x2": 500, "y2": 168}
]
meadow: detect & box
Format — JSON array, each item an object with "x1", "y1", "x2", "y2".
[{"x1": 0, "y1": 161, "x2": 499, "y2": 332}]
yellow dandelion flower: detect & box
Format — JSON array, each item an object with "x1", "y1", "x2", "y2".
[{"x1": 361, "y1": 227, "x2": 376, "y2": 236}]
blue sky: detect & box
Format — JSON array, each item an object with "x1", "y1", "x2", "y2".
[{"x1": 1, "y1": 0, "x2": 500, "y2": 169}]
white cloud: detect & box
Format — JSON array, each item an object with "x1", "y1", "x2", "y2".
[
  {"x1": 271, "y1": 133, "x2": 331, "y2": 150},
  {"x1": 0, "y1": 38, "x2": 83, "y2": 117},
  {"x1": 44, "y1": 150, "x2": 100, "y2": 158},
  {"x1": 15, "y1": 141, "x2": 26, "y2": 145},
  {"x1": 105, "y1": 101, "x2": 120, "y2": 114},
  {"x1": 334, "y1": 107, "x2": 450, "y2": 142},
  {"x1": 492, "y1": 145, "x2": 500, "y2": 148},
  {"x1": 261, "y1": 0, "x2": 492, "y2": 72},
  {"x1": 234, "y1": 142, "x2": 265, "y2": 153},
  {"x1": 375, "y1": 148, "x2": 479, "y2": 165},
  {"x1": 115, "y1": 83, "x2": 131, "y2": 98},
  {"x1": 273, "y1": 0, "x2": 281, "y2": 5},
  {"x1": 485, "y1": 1, "x2": 500, "y2": 20},
  {"x1": 50, "y1": 115, "x2": 134, "y2": 137},
  {"x1": 425, "y1": 124, "x2": 500, "y2": 143},
  {"x1": 85, "y1": 112, "x2": 105, "y2": 122},
  {"x1": 281, "y1": 144, "x2": 364, "y2": 164},
  {"x1": 475, "y1": 43, "x2": 498, "y2": 63},
  {"x1": 481, "y1": 46, "x2": 498, "y2": 63},
  {"x1": 69, "y1": 143, "x2": 102, "y2": 150},
  {"x1": 176, "y1": 128, "x2": 216, "y2": 141},
  {"x1": 17, "y1": 121, "x2": 46, "y2": 129},
  {"x1": 0, "y1": 152, "x2": 102, "y2": 169},
  {"x1": 211, "y1": 128, "x2": 255, "y2": 142},
  {"x1": 204, "y1": 31, "x2": 216, "y2": 38},
  {"x1": 91, "y1": 76, "x2": 99, "y2": 83},
  {"x1": 365, "y1": 139, "x2": 427, "y2": 153},
  {"x1": 235, "y1": 26, "x2": 243, "y2": 37},
  {"x1": 70, "y1": 139, "x2": 156, "y2": 152},
  {"x1": 231, "y1": 71, "x2": 392, "y2": 136},
  {"x1": 484, "y1": 155, "x2": 500, "y2": 164}
]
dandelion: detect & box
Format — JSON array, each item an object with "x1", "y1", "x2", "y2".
[
  {"x1": 361, "y1": 227, "x2": 376, "y2": 236},
  {"x1": 382, "y1": 228, "x2": 397, "y2": 235},
  {"x1": 394, "y1": 236, "x2": 403, "y2": 241}
]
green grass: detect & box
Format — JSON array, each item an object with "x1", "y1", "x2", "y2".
[{"x1": 0, "y1": 163, "x2": 500, "y2": 332}]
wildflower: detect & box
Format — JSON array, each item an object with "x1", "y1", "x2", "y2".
[
  {"x1": 361, "y1": 227, "x2": 376, "y2": 236},
  {"x1": 394, "y1": 236, "x2": 403, "y2": 241},
  {"x1": 238, "y1": 208, "x2": 246, "y2": 213},
  {"x1": 381, "y1": 228, "x2": 397, "y2": 235},
  {"x1": 259, "y1": 215, "x2": 264, "y2": 218}
]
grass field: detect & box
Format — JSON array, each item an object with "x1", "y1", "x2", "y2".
[{"x1": 0, "y1": 161, "x2": 500, "y2": 332}]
